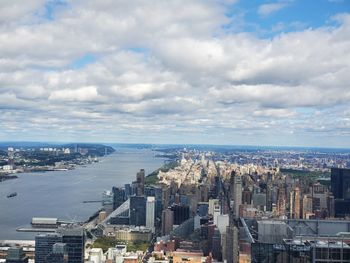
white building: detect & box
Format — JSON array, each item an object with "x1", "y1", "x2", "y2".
[
  {"x1": 146, "y1": 196, "x2": 155, "y2": 232},
  {"x1": 88, "y1": 248, "x2": 104, "y2": 263},
  {"x1": 208, "y1": 199, "x2": 221, "y2": 226}
]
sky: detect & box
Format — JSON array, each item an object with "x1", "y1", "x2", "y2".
[{"x1": 0, "y1": 0, "x2": 350, "y2": 147}]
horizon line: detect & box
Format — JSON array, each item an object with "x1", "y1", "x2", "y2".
[{"x1": 0, "y1": 140, "x2": 349, "y2": 150}]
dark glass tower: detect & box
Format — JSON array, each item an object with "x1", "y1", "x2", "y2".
[
  {"x1": 129, "y1": 195, "x2": 146, "y2": 226},
  {"x1": 331, "y1": 168, "x2": 350, "y2": 199},
  {"x1": 35, "y1": 233, "x2": 62, "y2": 263},
  {"x1": 57, "y1": 227, "x2": 85, "y2": 263},
  {"x1": 171, "y1": 204, "x2": 190, "y2": 225},
  {"x1": 112, "y1": 187, "x2": 126, "y2": 210},
  {"x1": 46, "y1": 243, "x2": 68, "y2": 263},
  {"x1": 331, "y1": 168, "x2": 350, "y2": 217}
]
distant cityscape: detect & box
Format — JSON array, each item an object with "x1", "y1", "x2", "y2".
[
  {"x1": 1, "y1": 144, "x2": 350, "y2": 262},
  {"x1": 0, "y1": 143, "x2": 115, "y2": 182}
]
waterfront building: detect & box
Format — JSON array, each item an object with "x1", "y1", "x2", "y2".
[
  {"x1": 102, "y1": 190, "x2": 114, "y2": 214},
  {"x1": 98, "y1": 211, "x2": 107, "y2": 222},
  {"x1": 129, "y1": 196, "x2": 146, "y2": 226},
  {"x1": 124, "y1": 184, "x2": 132, "y2": 198},
  {"x1": 35, "y1": 233, "x2": 62, "y2": 263},
  {"x1": 6, "y1": 247, "x2": 29, "y2": 263},
  {"x1": 112, "y1": 187, "x2": 126, "y2": 210},
  {"x1": 31, "y1": 217, "x2": 58, "y2": 228},
  {"x1": 146, "y1": 196, "x2": 156, "y2": 231},
  {"x1": 57, "y1": 227, "x2": 85, "y2": 263}
]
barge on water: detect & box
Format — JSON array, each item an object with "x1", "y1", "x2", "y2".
[{"x1": 7, "y1": 192, "x2": 17, "y2": 198}]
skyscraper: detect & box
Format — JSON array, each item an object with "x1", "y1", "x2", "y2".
[
  {"x1": 35, "y1": 233, "x2": 62, "y2": 263},
  {"x1": 136, "y1": 169, "x2": 145, "y2": 196},
  {"x1": 129, "y1": 195, "x2": 146, "y2": 226},
  {"x1": 331, "y1": 168, "x2": 350, "y2": 199},
  {"x1": 146, "y1": 196, "x2": 155, "y2": 231},
  {"x1": 171, "y1": 204, "x2": 190, "y2": 225},
  {"x1": 112, "y1": 187, "x2": 125, "y2": 210},
  {"x1": 234, "y1": 175, "x2": 242, "y2": 218},
  {"x1": 162, "y1": 208, "x2": 174, "y2": 235},
  {"x1": 277, "y1": 186, "x2": 286, "y2": 216},
  {"x1": 47, "y1": 243, "x2": 68, "y2": 263},
  {"x1": 331, "y1": 168, "x2": 350, "y2": 217},
  {"x1": 290, "y1": 187, "x2": 301, "y2": 219},
  {"x1": 57, "y1": 227, "x2": 85, "y2": 263}
]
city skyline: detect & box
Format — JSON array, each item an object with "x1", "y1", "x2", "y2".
[{"x1": 0, "y1": 0, "x2": 350, "y2": 147}]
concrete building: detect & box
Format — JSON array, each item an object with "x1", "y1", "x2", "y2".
[
  {"x1": 302, "y1": 194, "x2": 313, "y2": 219},
  {"x1": 146, "y1": 196, "x2": 155, "y2": 231},
  {"x1": 103, "y1": 226, "x2": 152, "y2": 242},
  {"x1": 208, "y1": 199, "x2": 220, "y2": 226},
  {"x1": 162, "y1": 209, "x2": 174, "y2": 236},
  {"x1": 290, "y1": 186, "x2": 301, "y2": 219},
  {"x1": 233, "y1": 175, "x2": 242, "y2": 218},
  {"x1": 88, "y1": 248, "x2": 103, "y2": 263}
]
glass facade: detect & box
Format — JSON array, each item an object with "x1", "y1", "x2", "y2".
[
  {"x1": 251, "y1": 242, "x2": 350, "y2": 263},
  {"x1": 35, "y1": 234, "x2": 62, "y2": 263}
]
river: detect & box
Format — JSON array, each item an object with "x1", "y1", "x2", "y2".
[{"x1": 0, "y1": 147, "x2": 166, "y2": 240}]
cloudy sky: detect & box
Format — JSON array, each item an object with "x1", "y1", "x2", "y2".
[{"x1": 0, "y1": 0, "x2": 350, "y2": 147}]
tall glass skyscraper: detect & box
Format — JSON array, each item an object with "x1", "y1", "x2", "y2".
[
  {"x1": 57, "y1": 227, "x2": 85, "y2": 263},
  {"x1": 331, "y1": 168, "x2": 350, "y2": 217},
  {"x1": 129, "y1": 195, "x2": 146, "y2": 226},
  {"x1": 35, "y1": 227, "x2": 85, "y2": 263},
  {"x1": 35, "y1": 233, "x2": 62, "y2": 263}
]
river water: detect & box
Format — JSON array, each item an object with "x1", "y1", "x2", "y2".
[{"x1": 0, "y1": 147, "x2": 165, "y2": 240}]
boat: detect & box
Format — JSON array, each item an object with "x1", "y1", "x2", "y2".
[{"x1": 7, "y1": 192, "x2": 17, "y2": 198}]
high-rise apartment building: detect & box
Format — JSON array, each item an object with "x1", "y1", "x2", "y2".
[
  {"x1": 146, "y1": 196, "x2": 155, "y2": 230},
  {"x1": 234, "y1": 176, "x2": 242, "y2": 218},
  {"x1": 136, "y1": 169, "x2": 145, "y2": 196},
  {"x1": 161, "y1": 208, "x2": 174, "y2": 235},
  {"x1": 290, "y1": 187, "x2": 301, "y2": 219}
]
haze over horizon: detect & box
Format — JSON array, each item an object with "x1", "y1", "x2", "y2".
[{"x1": 1, "y1": 0, "x2": 350, "y2": 147}]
